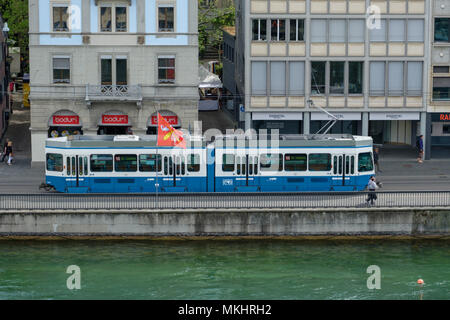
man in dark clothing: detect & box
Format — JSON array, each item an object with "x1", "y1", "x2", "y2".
[
  {"x1": 373, "y1": 147, "x2": 381, "y2": 173},
  {"x1": 1, "y1": 139, "x2": 9, "y2": 162},
  {"x1": 417, "y1": 135, "x2": 424, "y2": 163}
]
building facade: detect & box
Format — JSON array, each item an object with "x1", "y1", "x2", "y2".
[
  {"x1": 29, "y1": 0, "x2": 199, "y2": 163},
  {"x1": 232, "y1": 0, "x2": 430, "y2": 155},
  {"x1": 429, "y1": 0, "x2": 450, "y2": 157}
]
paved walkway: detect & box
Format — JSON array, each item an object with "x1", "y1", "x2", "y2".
[{"x1": 1, "y1": 104, "x2": 449, "y2": 193}]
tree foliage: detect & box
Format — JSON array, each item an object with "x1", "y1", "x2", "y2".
[
  {"x1": 198, "y1": 0, "x2": 235, "y2": 57},
  {"x1": 0, "y1": 0, "x2": 29, "y2": 72}
]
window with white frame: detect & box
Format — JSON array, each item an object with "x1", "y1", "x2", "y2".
[
  {"x1": 53, "y1": 56, "x2": 70, "y2": 84},
  {"x1": 271, "y1": 19, "x2": 286, "y2": 41},
  {"x1": 53, "y1": 5, "x2": 69, "y2": 32},
  {"x1": 158, "y1": 6, "x2": 175, "y2": 32},
  {"x1": 100, "y1": 4, "x2": 128, "y2": 32},
  {"x1": 252, "y1": 19, "x2": 267, "y2": 41},
  {"x1": 289, "y1": 19, "x2": 304, "y2": 41},
  {"x1": 158, "y1": 56, "x2": 176, "y2": 84}
]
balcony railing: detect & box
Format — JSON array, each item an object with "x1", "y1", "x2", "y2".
[{"x1": 85, "y1": 84, "x2": 143, "y2": 106}]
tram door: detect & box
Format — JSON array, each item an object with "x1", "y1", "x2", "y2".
[
  {"x1": 162, "y1": 154, "x2": 186, "y2": 190},
  {"x1": 66, "y1": 155, "x2": 89, "y2": 189},
  {"x1": 235, "y1": 153, "x2": 259, "y2": 188},
  {"x1": 332, "y1": 154, "x2": 356, "y2": 188}
]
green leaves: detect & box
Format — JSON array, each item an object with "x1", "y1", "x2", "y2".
[{"x1": 198, "y1": 0, "x2": 235, "y2": 57}]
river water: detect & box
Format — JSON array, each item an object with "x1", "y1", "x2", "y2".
[{"x1": 0, "y1": 240, "x2": 448, "y2": 300}]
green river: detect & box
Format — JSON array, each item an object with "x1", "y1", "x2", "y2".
[{"x1": 0, "y1": 240, "x2": 449, "y2": 300}]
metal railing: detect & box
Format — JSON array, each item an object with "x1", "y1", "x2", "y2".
[
  {"x1": 85, "y1": 85, "x2": 142, "y2": 101},
  {"x1": 0, "y1": 191, "x2": 450, "y2": 211}
]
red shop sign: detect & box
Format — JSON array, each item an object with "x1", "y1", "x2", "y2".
[
  {"x1": 440, "y1": 114, "x2": 450, "y2": 121},
  {"x1": 102, "y1": 115, "x2": 129, "y2": 125},
  {"x1": 53, "y1": 115, "x2": 80, "y2": 125},
  {"x1": 151, "y1": 115, "x2": 178, "y2": 126}
]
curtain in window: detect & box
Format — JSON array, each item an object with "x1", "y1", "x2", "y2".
[
  {"x1": 53, "y1": 7, "x2": 68, "y2": 31},
  {"x1": 370, "y1": 19, "x2": 386, "y2": 42},
  {"x1": 348, "y1": 20, "x2": 364, "y2": 43},
  {"x1": 407, "y1": 62, "x2": 422, "y2": 96},
  {"x1": 389, "y1": 20, "x2": 405, "y2": 42},
  {"x1": 329, "y1": 20, "x2": 345, "y2": 43},
  {"x1": 101, "y1": 7, "x2": 112, "y2": 32},
  {"x1": 252, "y1": 62, "x2": 267, "y2": 95},
  {"x1": 311, "y1": 20, "x2": 326, "y2": 43},
  {"x1": 370, "y1": 62, "x2": 385, "y2": 95},
  {"x1": 289, "y1": 62, "x2": 305, "y2": 96},
  {"x1": 115, "y1": 7, "x2": 127, "y2": 32},
  {"x1": 270, "y1": 62, "x2": 286, "y2": 96},
  {"x1": 388, "y1": 62, "x2": 404, "y2": 95},
  {"x1": 408, "y1": 20, "x2": 424, "y2": 42}
]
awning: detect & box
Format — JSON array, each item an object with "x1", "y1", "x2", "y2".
[
  {"x1": 48, "y1": 110, "x2": 82, "y2": 127},
  {"x1": 98, "y1": 111, "x2": 131, "y2": 126},
  {"x1": 252, "y1": 112, "x2": 303, "y2": 121},
  {"x1": 148, "y1": 110, "x2": 180, "y2": 127},
  {"x1": 311, "y1": 112, "x2": 362, "y2": 121},
  {"x1": 370, "y1": 112, "x2": 420, "y2": 121},
  {"x1": 199, "y1": 65, "x2": 223, "y2": 89}
]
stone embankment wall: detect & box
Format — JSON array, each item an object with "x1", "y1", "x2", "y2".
[{"x1": 0, "y1": 209, "x2": 449, "y2": 237}]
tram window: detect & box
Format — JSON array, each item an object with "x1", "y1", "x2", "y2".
[
  {"x1": 115, "y1": 154, "x2": 137, "y2": 172},
  {"x1": 90, "y1": 154, "x2": 113, "y2": 172},
  {"x1": 358, "y1": 152, "x2": 374, "y2": 172},
  {"x1": 254, "y1": 157, "x2": 258, "y2": 175},
  {"x1": 236, "y1": 156, "x2": 241, "y2": 175},
  {"x1": 46, "y1": 153, "x2": 63, "y2": 172},
  {"x1": 169, "y1": 157, "x2": 173, "y2": 175},
  {"x1": 260, "y1": 154, "x2": 282, "y2": 171},
  {"x1": 345, "y1": 156, "x2": 350, "y2": 175},
  {"x1": 284, "y1": 154, "x2": 307, "y2": 171},
  {"x1": 67, "y1": 157, "x2": 71, "y2": 175},
  {"x1": 79, "y1": 157, "x2": 83, "y2": 176},
  {"x1": 309, "y1": 154, "x2": 331, "y2": 171},
  {"x1": 139, "y1": 154, "x2": 162, "y2": 172},
  {"x1": 181, "y1": 157, "x2": 186, "y2": 175},
  {"x1": 176, "y1": 157, "x2": 181, "y2": 176},
  {"x1": 84, "y1": 157, "x2": 88, "y2": 175},
  {"x1": 338, "y1": 156, "x2": 343, "y2": 174},
  {"x1": 351, "y1": 156, "x2": 355, "y2": 174},
  {"x1": 222, "y1": 154, "x2": 235, "y2": 172},
  {"x1": 164, "y1": 157, "x2": 168, "y2": 175},
  {"x1": 72, "y1": 157, "x2": 76, "y2": 176},
  {"x1": 249, "y1": 157, "x2": 253, "y2": 175},
  {"x1": 242, "y1": 158, "x2": 246, "y2": 175},
  {"x1": 187, "y1": 154, "x2": 200, "y2": 172},
  {"x1": 333, "y1": 157, "x2": 337, "y2": 174}
]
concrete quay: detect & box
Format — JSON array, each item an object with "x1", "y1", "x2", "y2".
[{"x1": 0, "y1": 208, "x2": 449, "y2": 238}]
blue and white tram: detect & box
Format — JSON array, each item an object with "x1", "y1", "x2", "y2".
[{"x1": 44, "y1": 134, "x2": 375, "y2": 193}]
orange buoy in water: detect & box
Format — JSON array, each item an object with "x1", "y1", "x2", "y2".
[{"x1": 417, "y1": 279, "x2": 424, "y2": 285}]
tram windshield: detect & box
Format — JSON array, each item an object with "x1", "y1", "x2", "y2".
[{"x1": 358, "y1": 152, "x2": 374, "y2": 172}]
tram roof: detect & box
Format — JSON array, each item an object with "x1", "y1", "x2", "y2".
[{"x1": 46, "y1": 134, "x2": 372, "y2": 149}]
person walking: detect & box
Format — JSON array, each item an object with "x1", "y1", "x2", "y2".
[
  {"x1": 1, "y1": 138, "x2": 10, "y2": 163},
  {"x1": 6, "y1": 140, "x2": 13, "y2": 165},
  {"x1": 366, "y1": 176, "x2": 379, "y2": 206},
  {"x1": 373, "y1": 147, "x2": 381, "y2": 173},
  {"x1": 416, "y1": 135, "x2": 424, "y2": 163}
]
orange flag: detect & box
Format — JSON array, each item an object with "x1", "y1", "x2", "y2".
[{"x1": 157, "y1": 113, "x2": 186, "y2": 148}]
